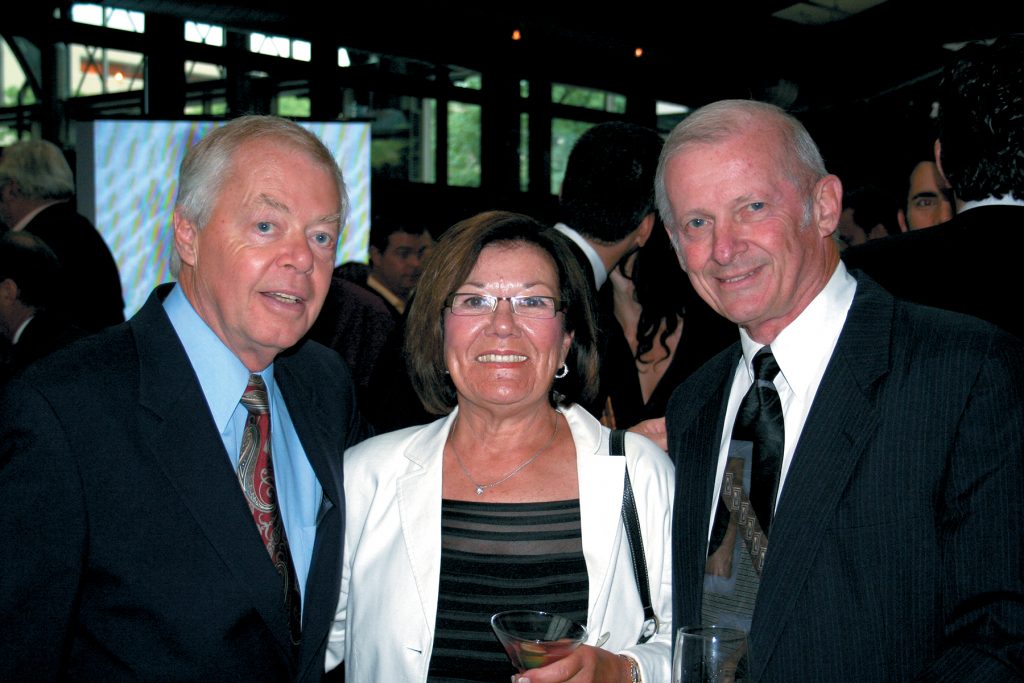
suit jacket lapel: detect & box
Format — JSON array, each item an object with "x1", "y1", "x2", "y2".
[
  {"x1": 275, "y1": 355, "x2": 346, "y2": 677},
  {"x1": 751, "y1": 275, "x2": 893, "y2": 676},
  {"x1": 132, "y1": 287, "x2": 296, "y2": 659},
  {"x1": 669, "y1": 345, "x2": 738, "y2": 629}
]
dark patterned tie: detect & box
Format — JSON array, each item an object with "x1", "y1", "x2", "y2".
[
  {"x1": 239, "y1": 374, "x2": 302, "y2": 646},
  {"x1": 732, "y1": 347, "x2": 785, "y2": 534}
]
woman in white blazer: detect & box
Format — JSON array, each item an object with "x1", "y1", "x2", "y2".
[{"x1": 327, "y1": 212, "x2": 673, "y2": 682}]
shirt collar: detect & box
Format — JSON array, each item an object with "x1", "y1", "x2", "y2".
[
  {"x1": 163, "y1": 284, "x2": 276, "y2": 432},
  {"x1": 554, "y1": 222, "x2": 608, "y2": 290},
  {"x1": 11, "y1": 314, "x2": 34, "y2": 345},
  {"x1": 959, "y1": 193, "x2": 1024, "y2": 212},
  {"x1": 11, "y1": 200, "x2": 65, "y2": 232},
  {"x1": 366, "y1": 273, "x2": 406, "y2": 314},
  {"x1": 738, "y1": 261, "x2": 857, "y2": 396}
]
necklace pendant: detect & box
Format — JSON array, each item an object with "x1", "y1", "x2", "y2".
[{"x1": 476, "y1": 486, "x2": 485, "y2": 495}]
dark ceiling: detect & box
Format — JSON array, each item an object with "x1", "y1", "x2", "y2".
[
  {"x1": 102, "y1": 0, "x2": 1017, "y2": 114},
  {"x1": 7, "y1": 1, "x2": 1019, "y2": 189}
]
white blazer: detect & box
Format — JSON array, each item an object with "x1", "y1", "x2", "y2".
[{"x1": 327, "y1": 403, "x2": 674, "y2": 681}]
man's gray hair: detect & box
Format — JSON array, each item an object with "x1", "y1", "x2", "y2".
[
  {"x1": 0, "y1": 139, "x2": 75, "y2": 201},
  {"x1": 171, "y1": 115, "x2": 348, "y2": 275},
  {"x1": 654, "y1": 99, "x2": 828, "y2": 234}
]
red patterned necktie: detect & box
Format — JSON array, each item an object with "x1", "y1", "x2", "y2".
[{"x1": 238, "y1": 374, "x2": 302, "y2": 646}]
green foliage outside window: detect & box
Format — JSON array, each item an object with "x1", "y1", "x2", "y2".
[
  {"x1": 550, "y1": 118, "x2": 594, "y2": 195},
  {"x1": 551, "y1": 84, "x2": 625, "y2": 113},
  {"x1": 448, "y1": 100, "x2": 480, "y2": 187}
]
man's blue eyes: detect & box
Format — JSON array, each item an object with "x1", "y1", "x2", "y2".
[
  {"x1": 254, "y1": 223, "x2": 333, "y2": 246},
  {"x1": 749, "y1": 201, "x2": 765, "y2": 211}
]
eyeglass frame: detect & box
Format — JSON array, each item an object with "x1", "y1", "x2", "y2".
[{"x1": 444, "y1": 292, "x2": 567, "y2": 319}]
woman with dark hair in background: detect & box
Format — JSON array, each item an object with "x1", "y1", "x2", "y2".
[{"x1": 601, "y1": 222, "x2": 735, "y2": 430}]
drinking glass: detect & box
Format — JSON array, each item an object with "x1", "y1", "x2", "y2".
[
  {"x1": 490, "y1": 610, "x2": 588, "y2": 672},
  {"x1": 672, "y1": 625, "x2": 752, "y2": 683}
]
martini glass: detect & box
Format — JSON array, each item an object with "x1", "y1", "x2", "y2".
[{"x1": 490, "y1": 610, "x2": 588, "y2": 672}]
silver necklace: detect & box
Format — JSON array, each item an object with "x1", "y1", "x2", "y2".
[{"x1": 448, "y1": 415, "x2": 560, "y2": 495}]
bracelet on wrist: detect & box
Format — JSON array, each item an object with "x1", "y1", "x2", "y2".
[{"x1": 619, "y1": 654, "x2": 641, "y2": 683}]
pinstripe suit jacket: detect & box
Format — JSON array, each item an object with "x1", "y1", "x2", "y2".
[{"x1": 668, "y1": 273, "x2": 1024, "y2": 681}]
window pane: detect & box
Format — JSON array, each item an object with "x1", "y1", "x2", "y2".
[
  {"x1": 185, "y1": 21, "x2": 224, "y2": 46},
  {"x1": 551, "y1": 118, "x2": 593, "y2": 195},
  {"x1": 2, "y1": 37, "x2": 35, "y2": 107},
  {"x1": 551, "y1": 83, "x2": 625, "y2": 114},
  {"x1": 248, "y1": 33, "x2": 311, "y2": 63},
  {"x1": 370, "y1": 95, "x2": 434, "y2": 184},
  {"x1": 185, "y1": 61, "x2": 226, "y2": 84},
  {"x1": 448, "y1": 101, "x2": 481, "y2": 187},
  {"x1": 276, "y1": 93, "x2": 310, "y2": 117},
  {"x1": 422, "y1": 98, "x2": 437, "y2": 184},
  {"x1": 68, "y1": 44, "x2": 145, "y2": 96},
  {"x1": 519, "y1": 112, "x2": 529, "y2": 192},
  {"x1": 71, "y1": 3, "x2": 145, "y2": 32},
  {"x1": 656, "y1": 100, "x2": 691, "y2": 135},
  {"x1": 452, "y1": 68, "x2": 481, "y2": 90}
]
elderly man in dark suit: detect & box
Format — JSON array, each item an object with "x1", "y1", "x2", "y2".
[
  {"x1": 0, "y1": 138, "x2": 124, "y2": 332},
  {"x1": 656, "y1": 99, "x2": 1024, "y2": 680},
  {"x1": 0, "y1": 116, "x2": 368, "y2": 681}
]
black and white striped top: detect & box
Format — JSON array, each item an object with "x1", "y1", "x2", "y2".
[{"x1": 426, "y1": 498, "x2": 589, "y2": 682}]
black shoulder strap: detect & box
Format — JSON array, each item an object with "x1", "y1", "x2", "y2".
[{"x1": 609, "y1": 429, "x2": 659, "y2": 644}]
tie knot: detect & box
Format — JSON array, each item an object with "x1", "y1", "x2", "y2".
[
  {"x1": 240, "y1": 374, "x2": 269, "y2": 415},
  {"x1": 752, "y1": 347, "x2": 781, "y2": 383}
]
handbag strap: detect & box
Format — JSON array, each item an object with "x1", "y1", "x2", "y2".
[{"x1": 609, "y1": 429, "x2": 659, "y2": 644}]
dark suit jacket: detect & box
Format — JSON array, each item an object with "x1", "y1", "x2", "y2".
[
  {"x1": 843, "y1": 204, "x2": 1023, "y2": 339},
  {"x1": 0, "y1": 285, "x2": 368, "y2": 682},
  {"x1": 0, "y1": 309, "x2": 83, "y2": 385},
  {"x1": 22, "y1": 201, "x2": 125, "y2": 333},
  {"x1": 668, "y1": 273, "x2": 1024, "y2": 681}
]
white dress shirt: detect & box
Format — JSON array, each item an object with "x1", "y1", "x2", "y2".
[
  {"x1": 554, "y1": 222, "x2": 608, "y2": 290},
  {"x1": 707, "y1": 262, "x2": 857, "y2": 541}
]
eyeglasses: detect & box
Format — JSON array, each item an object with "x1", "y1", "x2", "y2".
[{"x1": 445, "y1": 293, "x2": 565, "y2": 319}]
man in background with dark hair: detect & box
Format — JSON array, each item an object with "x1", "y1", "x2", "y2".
[
  {"x1": 556, "y1": 121, "x2": 662, "y2": 291},
  {"x1": 360, "y1": 216, "x2": 433, "y2": 317},
  {"x1": 0, "y1": 231, "x2": 81, "y2": 382},
  {"x1": 844, "y1": 34, "x2": 1024, "y2": 339},
  {"x1": 0, "y1": 139, "x2": 124, "y2": 333}
]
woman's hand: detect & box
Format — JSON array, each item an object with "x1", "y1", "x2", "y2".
[{"x1": 513, "y1": 644, "x2": 632, "y2": 683}]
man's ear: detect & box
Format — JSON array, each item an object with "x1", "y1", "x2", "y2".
[
  {"x1": 172, "y1": 210, "x2": 199, "y2": 268},
  {"x1": 897, "y1": 209, "x2": 909, "y2": 233},
  {"x1": 368, "y1": 244, "x2": 382, "y2": 269},
  {"x1": 813, "y1": 174, "x2": 843, "y2": 238},
  {"x1": 0, "y1": 278, "x2": 19, "y2": 305},
  {"x1": 634, "y1": 213, "x2": 656, "y2": 248}
]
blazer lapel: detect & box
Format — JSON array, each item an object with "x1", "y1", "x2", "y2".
[
  {"x1": 132, "y1": 288, "x2": 296, "y2": 659},
  {"x1": 571, "y1": 406, "x2": 627, "y2": 639},
  {"x1": 396, "y1": 413, "x2": 453, "y2": 638},
  {"x1": 751, "y1": 275, "x2": 893, "y2": 677}
]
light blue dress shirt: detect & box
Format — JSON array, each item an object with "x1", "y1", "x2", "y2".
[{"x1": 163, "y1": 285, "x2": 322, "y2": 606}]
